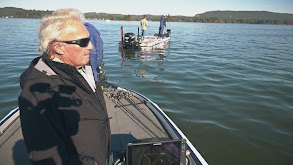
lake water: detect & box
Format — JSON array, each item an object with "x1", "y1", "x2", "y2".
[{"x1": 0, "y1": 18, "x2": 292, "y2": 165}]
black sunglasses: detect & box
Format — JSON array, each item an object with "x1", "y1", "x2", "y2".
[{"x1": 58, "y1": 37, "x2": 90, "y2": 47}]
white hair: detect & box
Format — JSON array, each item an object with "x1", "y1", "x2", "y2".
[{"x1": 37, "y1": 8, "x2": 85, "y2": 53}]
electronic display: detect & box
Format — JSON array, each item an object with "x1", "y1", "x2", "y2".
[{"x1": 126, "y1": 139, "x2": 186, "y2": 165}]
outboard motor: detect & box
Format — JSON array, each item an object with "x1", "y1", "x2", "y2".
[
  {"x1": 161, "y1": 29, "x2": 171, "y2": 38},
  {"x1": 166, "y1": 29, "x2": 171, "y2": 37},
  {"x1": 123, "y1": 33, "x2": 136, "y2": 49}
]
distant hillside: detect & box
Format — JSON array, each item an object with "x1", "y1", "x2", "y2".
[
  {"x1": 0, "y1": 7, "x2": 24, "y2": 16},
  {"x1": 85, "y1": 12, "x2": 164, "y2": 21},
  {"x1": 0, "y1": 7, "x2": 52, "y2": 18},
  {"x1": 0, "y1": 7, "x2": 188, "y2": 22},
  {"x1": 1, "y1": 7, "x2": 293, "y2": 25},
  {"x1": 195, "y1": 11, "x2": 293, "y2": 24}
]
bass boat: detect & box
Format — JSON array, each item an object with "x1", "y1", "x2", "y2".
[
  {"x1": 119, "y1": 26, "x2": 171, "y2": 51},
  {"x1": 0, "y1": 82, "x2": 208, "y2": 165}
]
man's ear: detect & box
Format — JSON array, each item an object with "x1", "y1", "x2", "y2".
[{"x1": 53, "y1": 42, "x2": 64, "y2": 55}]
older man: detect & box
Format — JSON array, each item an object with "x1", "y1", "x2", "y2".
[{"x1": 18, "y1": 9, "x2": 110, "y2": 165}]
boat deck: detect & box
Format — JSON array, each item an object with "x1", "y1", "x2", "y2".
[
  {"x1": 103, "y1": 85, "x2": 170, "y2": 161},
  {"x1": 0, "y1": 85, "x2": 169, "y2": 165},
  {"x1": 0, "y1": 110, "x2": 30, "y2": 165}
]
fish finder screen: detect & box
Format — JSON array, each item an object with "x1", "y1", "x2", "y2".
[{"x1": 127, "y1": 140, "x2": 184, "y2": 165}]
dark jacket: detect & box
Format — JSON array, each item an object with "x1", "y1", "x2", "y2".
[
  {"x1": 160, "y1": 16, "x2": 166, "y2": 28},
  {"x1": 18, "y1": 53, "x2": 111, "y2": 165}
]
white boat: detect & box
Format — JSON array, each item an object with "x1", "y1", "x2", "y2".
[
  {"x1": 119, "y1": 26, "x2": 171, "y2": 51},
  {"x1": 0, "y1": 82, "x2": 208, "y2": 165},
  {"x1": 139, "y1": 35, "x2": 171, "y2": 51}
]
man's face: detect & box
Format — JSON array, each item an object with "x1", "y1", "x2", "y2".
[{"x1": 57, "y1": 19, "x2": 93, "y2": 68}]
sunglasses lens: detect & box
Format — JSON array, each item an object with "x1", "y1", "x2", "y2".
[
  {"x1": 59, "y1": 37, "x2": 90, "y2": 47},
  {"x1": 79, "y1": 38, "x2": 90, "y2": 47}
]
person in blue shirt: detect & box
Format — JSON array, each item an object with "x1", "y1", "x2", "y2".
[
  {"x1": 159, "y1": 15, "x2": 167, "y2": 37},
  {"x1": 84, "y1": 23, "x2": 104, "y2": 82}
]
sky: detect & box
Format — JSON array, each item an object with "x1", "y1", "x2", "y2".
[{"x1": 0, "y1": 0, "x2": 292, "y2": 16}]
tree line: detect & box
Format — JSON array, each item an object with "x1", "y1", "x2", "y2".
[
  {"x1": 194, "y1": 17, "x2": 293, "y2": 25},
  {"x1": 1, "y1": 7, "x2": 293, "y2": 25}
]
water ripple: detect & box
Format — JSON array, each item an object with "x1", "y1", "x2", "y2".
[{"x1": 1, "y1": 19, "x2": 293, "y2": 165}]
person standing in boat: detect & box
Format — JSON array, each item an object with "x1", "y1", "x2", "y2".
[
  {"x1": 18, "y1": 8, "x2": 110, "y2": 165},
  {"x1": 159, "y1": 15, "x2": 167, "y2": 38},
  {"x1": 140, "y1": 15, "x2": 148, "y2": 41},
  {"x1": 84, "y1": 22, "x2": 104, "y2": 82}
]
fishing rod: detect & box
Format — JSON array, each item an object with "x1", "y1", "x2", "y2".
[
  {"x1": 124, "y1": 96, "x2": 168, "y2": 137},
  {"x1": 105, "y1": 89, "x2": 160, "y2": 138},
  {"x1": 116, "y1": 98, "x2": 160, "y2": 138},
  {"x1": 108, "y1": 87, "x2": 168, "y2": 137}
]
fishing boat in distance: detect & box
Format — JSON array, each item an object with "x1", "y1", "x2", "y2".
[
  {"x1": 119, "y1": 26, "x2": 171, "y2": 51},
  {"x1": 0, "y1": 82, "x2": 208, "y2": 165}
]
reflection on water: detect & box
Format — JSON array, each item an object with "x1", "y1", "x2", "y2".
[{"x1": 118, "y1": 44, "x2": 170, "y2": 81}]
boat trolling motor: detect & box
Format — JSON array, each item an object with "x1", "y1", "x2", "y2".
[{"x1": 154, "y1": 29, "x2": 171, "y2": 38}]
